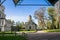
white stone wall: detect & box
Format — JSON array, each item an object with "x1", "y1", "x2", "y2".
[
  {"x1": 25, "y1": 23, "x2": 37, "y2": 30},
  {"x1": 1, "y1": 19, "x2": 5, "y2": 32},
  {"x1": 0, "y1": 5, "x2": 11, "y2": 32},
  {"x1": 0, "y1": 5, "x2": 5, "y2": 13}
]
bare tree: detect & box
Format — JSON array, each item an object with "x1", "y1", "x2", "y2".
[{"x1": 34, "y1": 7, "x2": 46, "y2": 30}]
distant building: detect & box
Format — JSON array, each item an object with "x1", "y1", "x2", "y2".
[
  {"x1": 25, "y1": 15, "x2": 37, "y2": 30},
  {"x1": 0, "y1": 5, "x2": 12, "y2": 32}
]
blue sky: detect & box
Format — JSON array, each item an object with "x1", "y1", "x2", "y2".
[{"x1": 2, "y1": 0, "x2": 51, "y2": 23}]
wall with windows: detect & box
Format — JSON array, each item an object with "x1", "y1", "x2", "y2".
[{"x1": 0, "y1": 5, "x2": 5, "y2": 13}]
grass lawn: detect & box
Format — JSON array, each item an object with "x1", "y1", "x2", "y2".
[
  {"x1": 20, "y1": 30, "x2": 36, "y2": 33},
  {"x1": 0, "y1": 36, "x2": 27, "y2": 40},
  {"x1": 0, "y1": 30, "x2": 36, "y2": 40},
  {"x1": 0, "y1": 31, "x2": 27, "y2": 40},
  {"x1": 0, "y1": 31, "x2": 15, "y2": 33},
  {"x1": 43, "y1": 29, "x2": 60, "y2": 32},
  {"x1": 0, "y1": 30, "x2": 36, "y2": 33}
]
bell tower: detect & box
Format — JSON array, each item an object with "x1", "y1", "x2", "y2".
[{"x1": 28, "y1": 15, "x2": 32, "y2": 22}]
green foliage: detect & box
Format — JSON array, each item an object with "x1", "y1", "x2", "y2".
[
  {"x1": 7, "y1": 19, "x2": 15, "y2": 26},
  {"x1": 47, "y1": 21, "x2": 51, "y2": 29},
  {"x1": 47, "y1": 7, "x2": 57, "y2": 29},
  {"x1": 20, "y1": 22, "x2": 25, "y2": 29},
  {"x1": 16, "y1": 21, "x2": 25, "y2": 29},
  {"x1": 20, "y1": 30, "x2": 36, "y2": 33}
]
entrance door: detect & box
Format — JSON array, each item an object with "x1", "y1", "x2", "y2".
[
  {"x1": 29, "y1": 26, "x2": 31, "y2": 30},
  {"x1": 0, "y1": 28, "x2": 1, "y2": 31}
]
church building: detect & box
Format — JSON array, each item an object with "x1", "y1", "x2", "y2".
[{"x1": 25, "y1": 15, "x2": 37, "y2": 30}]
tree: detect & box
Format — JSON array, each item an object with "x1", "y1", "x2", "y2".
[
  {"x1": 16, "y1": 21, "x2": 25, "y2": 30},
  {"x1": 15, "y1": 21, "x2": 21, "y2": 30},
  {"x1": 34, "y1": 7, "x2": 46, "y2": 30},
  {"x1": 16, "y1": 21, "x2": 20, "y2": 26},
  {"x1": 7, "y1": 19, "x2": 15, "y2": 26},
  {"x1": 55, "y1": 5, "x2": 60, "y2": 29},
  {"x1": 48, "y1": 7, "x2": 57, "y2": 29},
  {"x1": 20, "y1": 22, "x2": 25, "y2": 29},
  {"x1": 47, "y1": 20, "x2": 52, "y2": 29},
  {"x1": 6, "y1": 19, "x2": 15, "y2": 32}
]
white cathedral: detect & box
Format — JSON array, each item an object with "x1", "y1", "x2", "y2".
[
  {"x1": 0, "y1": 5, "x2": 12, "y2": 32},
  {"x1": 25, "y1": 15, "x2": 37, "y2": 30}
]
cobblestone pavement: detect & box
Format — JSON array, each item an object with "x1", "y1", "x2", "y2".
[{"x1": 27, "y1": 32, "x2": 60, "y2": 40}]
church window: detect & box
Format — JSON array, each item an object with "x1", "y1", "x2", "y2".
[
  {"x1": 2, "y1": 21, "x2": 3, "y2": 25},
  {"x1": 29, "y1": 26, "x2": 31, "y2": 29},
  {"x1": 0, "y1": 20, "x2": 1, "y2": 25},
  {"x1": 0, "y1": 28, "x2": 1, "y2": 31},
  {"x1": 0, "y1": 14, "x2": 1, "y2": 17}
]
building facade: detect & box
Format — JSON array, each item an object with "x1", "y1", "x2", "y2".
[
  {"x1": 0, "y1": 5, "x2": 12, "y2": 32},
  {"x1": 25, "y1": 15, "x2": 37, "y2": 30}
]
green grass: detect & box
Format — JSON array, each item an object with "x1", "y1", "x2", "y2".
[
  {"x1": 0, "y1": 32, "x2": 16, "y2": 36},
  {"x1": 43, "y1": 29, "x2": 60, "y2": 32},
  {"x1": 0, "y1": 36, "x2": 27, "y2": 40},
  {"x1": 20, "y1": 30, "x2": 36, "y2": 33},
  {"x1": 0, "y1": 31, "x2": 15, "y2": 34},
  {"x1": 0, "y1": 30, "x2": 36, "y2": 33}
]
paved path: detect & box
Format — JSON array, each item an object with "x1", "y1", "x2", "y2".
[{"x1": 27, "y1": 31, "x2": 60, "y2": 40}]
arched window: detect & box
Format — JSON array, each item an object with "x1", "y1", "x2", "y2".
[
  {"x1": 0, "y1": 28, "x2": 1, "y2": 31},
  {"x1": 0, "y1": 14, "x2": 1, "y2": 18}
]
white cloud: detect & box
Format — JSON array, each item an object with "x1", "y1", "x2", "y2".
[
  {"x1": 6, "y1": 15, "x2": 27, "y2": 22},
  {"x1": 6, "y1": 15, "x2": 38, "y2": 24}
]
